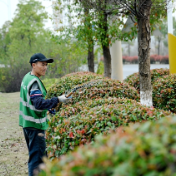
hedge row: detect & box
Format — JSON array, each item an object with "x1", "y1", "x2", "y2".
[
  {"x1": 124, "y1": 68, "x2": 176, "y2": 113},
  {"x1": 123, "y1": 55, "x2": 169, "y2": 64},
  {"x1": 40, "y1": 116, "x2": 176, "y2": 176},
  {"x1": 46, "y1": 72, "x2": 104, "y2": 99},
  {"x1": 153, "y1": 74, "x2": 176, "y2": 113},
  {"x1": 45, "y1": 72, "x2": 141, "y2": 158},
  {"x1": 124, "y1": 68, "x2": 170, "y2": 92},
  {"x1": 46, "y1": 72, "x2": 140, "y2": 109},
  {"x1": 46, "y1": 97, "x2": 171, "y2": 158}
]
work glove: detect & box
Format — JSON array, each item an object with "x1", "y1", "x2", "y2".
[{"x1": 58, "y1": 94, "x2": 72, "y2": 103}]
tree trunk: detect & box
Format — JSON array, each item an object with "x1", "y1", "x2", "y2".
[
  {"x1": 101, "y1": 12, "x2": 111, "y2": 78},
  {"x1": 128, "y1": 43, "x2": 130, "y2": 56},
  {"x1": 158, "y1": 37, "x2": 161, "y2": 55},
  {"x1": 138, "y1": 0, "x2": 152, "y2": 107},
  {"x1": 84, "y1": 6, "x2": 94, "y2": 72},
  {"x1": 102, "y1": 44, "x2": 111, "y2": 77},
  {"x1": 87, "y1": 43, "x2": 94, "y2": 72}
]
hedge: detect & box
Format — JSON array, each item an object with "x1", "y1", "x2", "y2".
[
  {"x1": 124, "y1": 68, "x2": 170, "y2": 92},
  {"x1": 46, "y1": 72, "x2": 140, "y2": 110},
  {"x1": 124, "y1": 69, "x2": 176, "y2": 113},
  {"x1": 46, "y1": 72, "x2": 104, "y2": 99},
  {"x1": 46, "y1": 97, "x2": 171, "y2": 158},
  {"x1": 153, "y1": 74, "x2": 176, "y2": 113},
  {"x1": 39, "y1": 115, "x2": 176, "y2": 176},
  {"x1": 122, "y1": 55, "x2": 169, "y2": 64}
]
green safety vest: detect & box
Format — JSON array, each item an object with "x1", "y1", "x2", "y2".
[{"x1": 19, "y1": 72, "x2": 48, "y2": 130}]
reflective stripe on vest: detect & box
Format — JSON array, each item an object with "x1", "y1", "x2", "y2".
[
  {"x1": 19, "y1": 111, "x2": 47, "y2": 124},
  {"x1": 20, "y1": 97, "x2": 43, "y2": 112}
]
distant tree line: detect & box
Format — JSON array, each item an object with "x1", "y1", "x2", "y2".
[{"x1": 0, "y1": 0, "x2": 87, "y2": 92}]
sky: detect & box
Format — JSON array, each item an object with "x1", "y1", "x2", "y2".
[
  {"x1": 0, "y1": 0, "x2": 53, "y2": 30},
  {"x1": 0, "y1": 0, "x2": 176, "y2": 31}
]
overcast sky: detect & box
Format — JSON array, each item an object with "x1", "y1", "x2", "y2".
[
  {"x1": 0, "y1": 0, "x2": 176, "y2": 31},
  {"x1": 0, "y1": 0, "x2": 53, "y2": 30}
]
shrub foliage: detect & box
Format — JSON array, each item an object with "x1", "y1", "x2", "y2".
[
  {"x1": 46, "y1": 97, "x2": 171, "y2": 158},
  {"x1": 124, "y1": 68, "x2": 170, "y2": 92},
  {"x1": 45, "y1": 72, "x2": 142, "y2": 158},
  {"x1": 153, "y1": 74, "x2": 176, "y2": 113},
  {"x1": 46, "y1": 72, "x2": 104, "y2": 99},
  {"x1": 46, "y1": 72, "x2": 140, "y2": 105},
  {"x1": 40, "y1": 116, "x2": 176, "y2": 176},
  {"x1": 124, "y1": 68, "x2": 176, "y2": 113}
]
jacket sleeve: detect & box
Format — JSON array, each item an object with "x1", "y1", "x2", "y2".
[{"x1": 30, "y1": 82, "x2": 59, "y2": 110}]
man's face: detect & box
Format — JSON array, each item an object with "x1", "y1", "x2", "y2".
[{"x1": 32, "y1": 61, "x2": 48, "y2": 77}]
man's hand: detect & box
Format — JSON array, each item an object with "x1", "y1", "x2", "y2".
[{"x1": 58, "y1": 94, "x2": 72, "y2": 103}]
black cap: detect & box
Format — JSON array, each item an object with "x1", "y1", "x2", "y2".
[{"x1": 29, "y1": 53, "x2": 54, "y2": 64}]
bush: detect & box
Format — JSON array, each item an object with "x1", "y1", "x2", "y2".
[
  {"x1": 46, "y1": 72, "x2": 140, "y2": 104},
  {"x1": 0, "y1": 63, "x2": 31, "y2": 92},
  {"x1": 46, "y1": 97, "x2": 171, "y2": 158},
  {"x1": 124, "y1": 68, "x2": 170, "y2": 92},
  {"x1": 153, "y1": 74, "x2": 176, "y2": 113},
  {"x1": 40, "y1": 115, "x2": 176, "y2": 176},
  {"x1": 123, "y1": 56, "x2": 138, "y2": 64},
  {"x1": 150, "y1": 55, "x2": 169, "y2": 64},
  {"x1": 161, "y1": 55, "x2": 169, "y2": 64},
  {"x1": 45, "y1": 72, "x2": 144, "y2": 158},
  {"x1": 46, "y1": 72, "x2": 104, "y2": 99},
  {"x1": 123, "y1": 55, "x2": 169, "y2": 64}
]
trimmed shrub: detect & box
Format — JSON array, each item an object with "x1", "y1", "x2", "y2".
[
  {"x1": 46, "y1": 72, "x2": 140, "y2": 106},
  {"x1": 46, "y1": 97, "x2": 171, "y2": 158},
  {"x1": 150, "y1": 55, "x2": 169, "y2": 64},
  {"x1": 40, "y1": 115, "x2": 176, "y2": 176},
  {"x1": 123, "y1": 56, "x2": 138, "y2": 64},
  {"x1": 123, "y1": 55, "x2": 169, "y2": 64},
  {"x1": 153, "y1": 74, "x2": 176, "y2": 113},
  {"x1": 160, "y1": 55, "x2": 169, "y2": 64},
  {"x1": 46, "y1": 72, "x2": 104, "y2": 99},
  {"x1": 124, "y1": 68, "x2": 170, "y2": 92}
]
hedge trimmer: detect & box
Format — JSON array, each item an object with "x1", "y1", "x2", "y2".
[{"x1": 48, "y1": 80, "x2": 102, "y2": 115}]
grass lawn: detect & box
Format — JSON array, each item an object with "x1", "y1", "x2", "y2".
[{"x1": 0, "y1": 92, "x2": 28, "y2": 176}]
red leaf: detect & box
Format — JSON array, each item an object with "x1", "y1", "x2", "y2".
[{"x1": 69, "y1": 132, "x2": 74, "y2": 138}]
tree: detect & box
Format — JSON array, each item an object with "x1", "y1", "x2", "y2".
[
  {"x1": 84, "y1": 6, "x2": 95, "y2": 72},
  {"x1": 55, "y1": 0, "x2": 146, "y2": 78},
  {"x1": 107, "y1": 0, "x2": 169, "y2": 106},
  {"x1": 0, "y1": 21, "x2": 11, "y2": 63},
  {"x1": 76, "y1": 0, "x2": 170, "y2": 106},
  {"x1": 45, "y1": 35, "x2": 87, "y2": 78},
  {"x1": 53, "y1": 0, "x2": 95, "y2": 73},
  {"x1": 9, "y1": 0, "x2": 47, "y2": 47},
  {"x1": 47, "y1": 0, "x2": 169, "y2": 106},
  {"x1": 0, "y1": 0, "x2": 48, "y2": 92}
]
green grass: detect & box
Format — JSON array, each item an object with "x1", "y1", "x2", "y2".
[{"x1": 0, "y1": 92, "x2": 28, "y2": 176}]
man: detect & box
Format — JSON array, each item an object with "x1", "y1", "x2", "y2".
[{"x1": 19, "y1": 53, "x2": 71, "y2": 176}]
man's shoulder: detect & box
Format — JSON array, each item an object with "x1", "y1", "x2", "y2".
[{"x1": 30, "y1": 81, "x2": 40, "y2": 91}]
